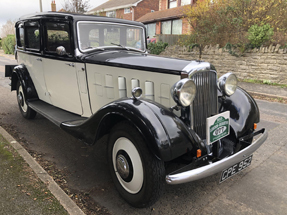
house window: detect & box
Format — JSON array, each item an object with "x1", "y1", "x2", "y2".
[
  {"x1": 145, "y1": 23, "x2": 156, "y2": 38},
  {"x1": 168, "y1": 0, "x2": 177, "y2": 9},
  {"x1": 161, "y1": 19, "x2": 182, "y2": 35},
  {"x1": 171, "y1": 19, "x2": 182, "y2": 34},
  {"x1": 106, "y1": 10, "x2": 116, "y2": 17},
  {"x1": 162, "y1": 21, "x2": 172, "y2": 34},
  {"x1": 124, "y1": 8, "x2": 131, "y2": 14},
  {"x1": 181, "y1": 0, "x2": 191, "y2": 6}
]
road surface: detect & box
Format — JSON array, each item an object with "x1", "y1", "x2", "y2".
[{"x1": 0, "y1": 55, "x2": 287, "y2": 214}]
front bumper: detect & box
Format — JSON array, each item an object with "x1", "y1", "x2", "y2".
[{"x1": 166, "y1": 128, "x2": 268, "y2": 185}]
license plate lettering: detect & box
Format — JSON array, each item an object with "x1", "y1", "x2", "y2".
[{"x1": 220, "y1": 155, "x2": 253, "y2": 183}]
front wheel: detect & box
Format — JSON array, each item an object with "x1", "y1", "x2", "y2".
[
  {"x1": 107, "y1": 121, "x2": 165, "y2": 208},
  {"x1": 16, "y1": 81, "x2": 37, "y2": 119}
]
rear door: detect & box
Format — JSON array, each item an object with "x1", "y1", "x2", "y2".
[{"x1": 16, "y1": 21, "x2": 51, "y2": 104}]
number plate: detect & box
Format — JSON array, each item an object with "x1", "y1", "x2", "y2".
[{"x1": 219, "y1": 155, "x2": 253, "y2": 183}]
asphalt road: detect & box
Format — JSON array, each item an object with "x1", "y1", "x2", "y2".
[{"x1": 1, "y1": 55, "x2": 287, "y2": 214}]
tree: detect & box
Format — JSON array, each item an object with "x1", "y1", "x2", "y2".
[
  {"x1": 0, "y1": 20, "x2": 15, "y2": 38},
  {"x1": 62, "y1": 0, "x2": 90, "y2": 14},
  {"x1": 184, "y1": 0, "x2": 287, "y2": 47}
]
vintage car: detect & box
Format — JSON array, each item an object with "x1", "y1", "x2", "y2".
[{"x1": 5, "y1": 12, "x2": 267, "y2": 208}]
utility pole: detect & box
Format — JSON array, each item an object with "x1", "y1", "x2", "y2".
[{"x1": 39, "y1": 0, "x2": 43, "y2": 12}]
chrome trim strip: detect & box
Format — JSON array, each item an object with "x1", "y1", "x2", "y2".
[
  {"x1": 166, "y1": 129, "x2": 268, "y2": 185},
  {"x1": 191, "y1": 71, "x2": 218, "y2": 139},
  {"x1": 190, "y1": 104, "x2": 194, "y2": 130},
  {"x1": 181, "y1": 61, "x2": 217, "y2": 78}
]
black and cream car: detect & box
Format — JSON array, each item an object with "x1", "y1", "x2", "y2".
[{"x1": 5, "y1": 12, "x2": 267, "y2": 207}]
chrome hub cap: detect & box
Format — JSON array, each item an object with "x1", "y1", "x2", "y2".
[
  {"x1": 17, "y1": 85, "x2": 28, "y2": 112},
  {"x1": 18, "y1": 93, "x2": 23, "y2": 106},
  {"x1": 116, "y1": 154, "x2": 130, "y2": 179}
]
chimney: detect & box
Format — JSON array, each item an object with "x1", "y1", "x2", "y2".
[{"x1": 51, "y1": 0, "x2": 56, "y2": 12}]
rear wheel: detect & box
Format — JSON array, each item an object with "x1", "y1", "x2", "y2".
[
  {"x1": 107, "y1": 121, "x2": 165, "y2": 208},
  {"x1": 16, "y1": 81, "x2": 37, "y2": 119}
]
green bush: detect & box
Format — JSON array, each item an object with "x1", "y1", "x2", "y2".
[
  {"x1": 2, "y1": 35, "x2": 16, "y2": 54},
  {"x1": 0, "y1": 39, "x2": 2, "y2": 49},
  {"x1": 248, "y1": 24, "x2": 274, "y2": 48},
  {"x1": 147, "y1": 41, "x2": 168, "y2": 55}
]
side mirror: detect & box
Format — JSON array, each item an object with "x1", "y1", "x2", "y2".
[{"x1": 56, "y1": 46, "x2": 67, "y2": 56}]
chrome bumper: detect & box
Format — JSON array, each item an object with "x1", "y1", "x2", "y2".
[{"x1": 166, "y1": 129, "x2": 268, "y2": 185}]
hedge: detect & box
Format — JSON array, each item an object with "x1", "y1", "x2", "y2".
[
  {"x1": 147, "y1": 41, "x2": 168, "y2": 55},
  {"x1": 2, "y1": 35, "x2": 16, "y2": 54}
]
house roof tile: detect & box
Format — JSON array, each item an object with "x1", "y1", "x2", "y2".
[
  {"x1": 88, "y1": 0, "x2": 142, "y2": 13},
  {"x1": 136, "y1": 5, "x2": 189, "y2": 23}
]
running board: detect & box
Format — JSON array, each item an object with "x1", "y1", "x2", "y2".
[{"x1": 27, "y1": 100, "x2": 87, "y2": 127}]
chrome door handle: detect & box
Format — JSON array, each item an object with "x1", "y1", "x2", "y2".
[
  {"x1": 65, "y1": 63, "x2": 75, "y2": 67},
  {"x1": 36, "y1": 58, "x2": 42, "y2": 61}
]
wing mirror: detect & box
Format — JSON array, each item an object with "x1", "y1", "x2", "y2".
[{"x1": 56, "y1": 46, "x2": 67, "y2": 56}]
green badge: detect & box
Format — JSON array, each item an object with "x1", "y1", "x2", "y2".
[{"x1": 206, "y1": 111, "x2": 230, "y2": 145}]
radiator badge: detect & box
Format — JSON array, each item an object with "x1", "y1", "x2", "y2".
[{"x1": 206, "y1": 111, "x2": 230, "y2": 145}]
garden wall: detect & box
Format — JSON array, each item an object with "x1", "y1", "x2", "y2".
[{"x1": 160, "y1": 44, "x2": 287, "y2": 85}]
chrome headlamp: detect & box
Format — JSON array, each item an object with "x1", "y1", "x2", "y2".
[
  {"x1": 171, "y1": 78, "x2": 196, "y2": 107},
  {"x1": 218, "y1": 73, "x2": 238, "y2": 96}
]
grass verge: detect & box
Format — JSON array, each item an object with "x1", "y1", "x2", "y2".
[
  {"x1": 0, "y1": 134, "x2": 68, "y2": 215},
  {"x1": 242, "y1": 78, "x2": 287, "y2": 88}
]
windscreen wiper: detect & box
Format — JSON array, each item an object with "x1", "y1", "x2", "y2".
[
  {"x1": 111, "y1": 43, "x2": 130, "y2": 50},
  {"x1": 84, "y1": 46, "x2": 105, "y2": 51},
  {"x1": 110, "y1": 43, "x2": 145, "y2": 53}
]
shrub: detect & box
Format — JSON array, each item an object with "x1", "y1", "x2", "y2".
[
  {"x1": 2, "y1": 35, "x2": 16, "y2": 54},
  {"x1": 183, "y1": 0, "x2": 285, "y2": 47},
  {"x1": 0, "y1": 39, "x2": 2, "y2": 49},
  {"x1": 147, "y1": 41, "x2": 168, "y2": 55},
  {"x1": 247, "y1": 24, "x2": 274, "y2": 48}
]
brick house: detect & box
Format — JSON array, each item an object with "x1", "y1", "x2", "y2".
[
  {"x1": 87, "y1": 0, "x2": 159, "y2": 22},
  {"x1": 137, "y1": 0, "x2": 194, "y2": 38}
]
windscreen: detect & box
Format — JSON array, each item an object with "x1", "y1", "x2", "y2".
[{"x1": 78, "y1": 22, "x2": 145, "y2": 52}]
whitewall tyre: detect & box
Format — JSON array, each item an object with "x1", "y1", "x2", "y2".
[
  {"x1": 108, "y1": 121, "x2": 165, "y2": 208},
  {"x1": 16, "y1": 81, "x2": 37, "y2": 119}
]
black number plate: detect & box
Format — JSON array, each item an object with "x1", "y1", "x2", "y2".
[{"x1": 220, "y1": 155, "x2": 253, "y2": 183}]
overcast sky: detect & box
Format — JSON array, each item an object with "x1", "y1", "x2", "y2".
[{"x1": 0, "y1": 0, "x2": 109, "y2": 35}]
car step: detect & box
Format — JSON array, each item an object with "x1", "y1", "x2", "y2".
[{"x1": 27, "y1": 100, "x2": 87, "y2": 127}]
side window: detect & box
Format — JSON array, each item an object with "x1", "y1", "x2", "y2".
[
  {"x1": 25, "y1": 21, "x2": 40, "y2": 51},
  {"x1": 45, "y1": 22, "x2": 71, "y2": 55},
  {"x1": 16, "y1": 23, "x2": 25, "y2": 49}
]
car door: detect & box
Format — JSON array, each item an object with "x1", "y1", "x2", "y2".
[
  {"x1": 42, "y1": 20, "x2": 83, "y2": 115},
  {"x1": 16, "y1": 21, "x2": 51, "y2": 104}
]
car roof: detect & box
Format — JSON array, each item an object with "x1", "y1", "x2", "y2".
[{"x1": 17, "y1": 12, "x2": 145, "y2": 27}]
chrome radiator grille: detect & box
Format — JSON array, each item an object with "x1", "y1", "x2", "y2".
[{"x1": 190, "y1": 71, "x2": 218, "y2": 139}]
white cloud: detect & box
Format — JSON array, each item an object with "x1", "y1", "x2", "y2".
[{"x1": 0, "y1": 0, "x2": 109, "y2": 36}]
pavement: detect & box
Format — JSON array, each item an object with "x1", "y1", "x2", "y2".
[
  {"x1": 239, "y1": 82, "x2": 287, "y2": 100},
  {"x1": 0, "y1": 50, "x2": 286, "y2": 215},
  {"x1": 0, "y1": 49, "x2": 15, "y2": 60}
]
